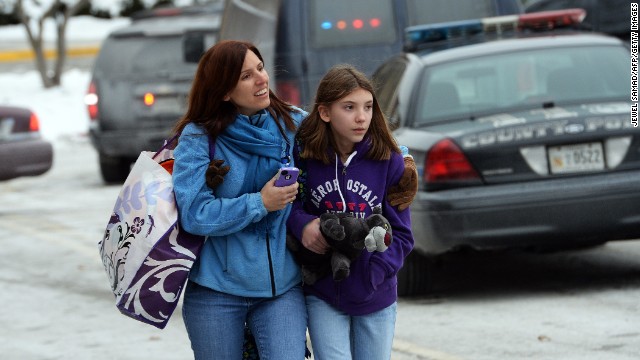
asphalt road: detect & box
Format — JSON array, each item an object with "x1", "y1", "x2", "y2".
[{"x1": 2, "y1": 139, "x2": 640, "y2": 360}]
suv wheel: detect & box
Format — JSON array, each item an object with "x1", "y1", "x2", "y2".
[
  {"x1": 99, "y1": 153, "x2": 131, "y2": 183},
  {"x1": 397, "y1": 251, "x2": 435, "y2": 296}
]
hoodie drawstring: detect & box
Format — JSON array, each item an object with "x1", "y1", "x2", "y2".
[{"x1": 334, "y1": 151, "x2": 357, "y2": 212}]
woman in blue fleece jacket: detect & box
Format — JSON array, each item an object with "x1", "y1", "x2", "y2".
[
  {"x1": 287, "y1": 64, "x2": 415, "y2": 360},
  {"x1": 171, "y1": 40, "x2": 307, "y2": 359}
]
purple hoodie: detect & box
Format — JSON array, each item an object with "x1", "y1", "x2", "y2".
[{"x1": 287, "y1": 137, "x2": 414, "y2": 316}]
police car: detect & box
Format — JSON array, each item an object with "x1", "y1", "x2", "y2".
[{"x1": 371, "y1": 9, "x2": 640, "y2": 295}]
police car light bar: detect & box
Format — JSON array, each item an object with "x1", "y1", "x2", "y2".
[
  {"x1": 406, "y1": 19, "x2": 484, "y2": 45},
  {"x1": 405, "y1": 8, "x2": 587, "y2": 51},
  {"x1": 518, "y1": 8, "x2": 586, "y2": 30}
]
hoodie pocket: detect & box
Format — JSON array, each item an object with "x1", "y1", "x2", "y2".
[{"x1": 340, "y1": 260, "x2": 375, "y2": 303}]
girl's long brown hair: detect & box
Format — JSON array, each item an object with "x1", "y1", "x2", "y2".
[
  {"x1": 296, "y1": 64, "x2": 399, "y2": 164},
  {"x1": 173, "y1": 40, "x2": 298, "y2": 139}
]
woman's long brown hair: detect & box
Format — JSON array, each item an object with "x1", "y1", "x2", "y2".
[
  {"x1": 173, "y1": 40, "x2": 299, "y2": 139},
  {"x1": 297, "y1": 64, "x2": 399, "y2": 164}
]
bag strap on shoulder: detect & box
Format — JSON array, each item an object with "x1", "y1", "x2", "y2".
[
  {"x1": 208, "y1": 134, "x2": 216, "y2": 158},
  {"x1": 153, "y1": 133, "x2": 216, "y2": 160}
]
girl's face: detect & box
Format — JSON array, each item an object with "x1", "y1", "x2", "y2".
[
  {"x1": 319, "y1": 87, "x2": 373, "y2": 155},
  {"x1": 224, "y1": 50, "x2": 270, "y2": 116}
]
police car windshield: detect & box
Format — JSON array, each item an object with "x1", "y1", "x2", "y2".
[{"x1": 415, "y1": 44, "x2": 630, "y2": 125}]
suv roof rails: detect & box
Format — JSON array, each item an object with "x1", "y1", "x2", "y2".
[{"x1": 404, "y1": 8, "x2": 587, "y2": 52}]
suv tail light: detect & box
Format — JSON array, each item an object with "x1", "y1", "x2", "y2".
[
  {"x1": 425, "y1": 138, "x2": 482, "y2": 190},
  {"x1": 84, "y1": 81, "x2": 99, "y2": 121},
  {"x1": 143, "y1": 92, "x2": 155, "y2": 106},
  {"x1": 276, "y1": 81, "x2": 301, "y2": 106}
]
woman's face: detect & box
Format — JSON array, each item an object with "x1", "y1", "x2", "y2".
[
  {"x1": 224, "y1": 50, "x2": 271, "y2": 116},
  {"x1": 319, "y1": 87, "x2": 373, "y2": 155}
]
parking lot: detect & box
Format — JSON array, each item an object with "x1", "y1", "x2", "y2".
[{"x1": 1, "y1": 5, "x2": 639, "y2": 359}]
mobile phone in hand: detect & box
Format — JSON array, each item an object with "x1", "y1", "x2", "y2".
[{"x1": 274, "y1": 167, "x2": 299, "y2": 187}]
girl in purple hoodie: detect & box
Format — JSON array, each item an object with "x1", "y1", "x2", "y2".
[{"x1": 287, "y1": 64, "x2": 414, "y2": 359}]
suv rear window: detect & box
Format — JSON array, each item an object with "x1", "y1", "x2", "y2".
[
  {"x1": 308, "y1": 0, "x2": 397, "y2": 48},
  {"x1": 95, "y1": 35, "x2": 196, "y2": 78}
]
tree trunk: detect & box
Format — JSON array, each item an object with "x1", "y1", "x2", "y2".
[
  {"x1": 16, "y1": 0, "x2": 91, "y2": 89},
  {"x1": 36, "y1": 15, "x2": 55, "y2": 88},
  {"x1": 52, "y1": 14, "x2": 68, "y2": 86}
]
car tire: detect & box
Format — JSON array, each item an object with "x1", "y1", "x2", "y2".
[
  {"x1": 397, "y1": 251, "x2": 435, "y2": 297},
  {"x1": 99, "y1": 153, "x2": 131, "y2": 184}
]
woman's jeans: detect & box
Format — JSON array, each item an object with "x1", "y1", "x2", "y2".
[
  {"x1": 182, "y1": 281, "x2": 307, "y2": 360},
  {"x1": 306, "y1": 295, "x2": 397, "y2": 360}
]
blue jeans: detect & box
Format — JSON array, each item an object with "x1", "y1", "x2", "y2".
[
  {"x1": 306, "y1": 295, "x2": 397, "y2": 360},
  {"x1": 182, "y1": 281, "x2": 307, "y2": 360}
]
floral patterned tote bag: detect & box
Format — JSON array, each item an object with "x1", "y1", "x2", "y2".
[{"x1": 98, "y1": 135, "x2": 213, "y2": 329}]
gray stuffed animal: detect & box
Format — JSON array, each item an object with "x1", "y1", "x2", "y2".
[{"x1": 287, "y1": 206, "x2": 392, "y2": 284}]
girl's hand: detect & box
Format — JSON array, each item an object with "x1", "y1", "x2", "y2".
[
  {"x1": 261, "y1": 172, "x2": 298, "y2": 212},
  {"x1": 302, "y1": 218, "x2": 330, "y2": 254},
  {"x1": 205, "y1": 159, "x2": 230, "y2": 189}
]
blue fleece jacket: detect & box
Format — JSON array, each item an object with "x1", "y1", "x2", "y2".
[
  {"x1": 287, "y1": 137, "x2": 414, "y2": 316},
  {"x1": 173, "y1": 108, "x2": 306, "y2": 297}
]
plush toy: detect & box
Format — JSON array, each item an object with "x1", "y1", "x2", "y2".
[{"x1": 286, "y1": 206, "x2": 393, "y2": 285}]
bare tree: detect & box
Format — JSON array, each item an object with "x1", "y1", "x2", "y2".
[{"x1": 15, "y1": 0, "x2": 90, "y2": 88}]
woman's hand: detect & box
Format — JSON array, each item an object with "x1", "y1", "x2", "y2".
[
  {"x1": 260, "y1": 172, "x2": 298, "y2": 212},
  {"x1": 301, "y1": 218, "x2": 330, "y2": 254},
  {"x1": 387, "y1": 155, "x2": 418, "y2": 211}
]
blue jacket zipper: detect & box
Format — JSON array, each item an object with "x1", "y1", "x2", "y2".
[{"x1": 266, "y1": 231, "x2": 276, "y2": 296}]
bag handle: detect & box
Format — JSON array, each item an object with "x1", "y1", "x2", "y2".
[{"x1": 152, "y1": 134, "x2": 179, "y2": 160}]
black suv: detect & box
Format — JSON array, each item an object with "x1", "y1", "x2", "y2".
[{"x1": 85, "y1": 4, "x2": 222, "y2": 183}]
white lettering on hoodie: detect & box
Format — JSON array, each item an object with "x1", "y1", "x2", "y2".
[{"x1": 310, "y1": 179, "x2": 380, "y2": 209}]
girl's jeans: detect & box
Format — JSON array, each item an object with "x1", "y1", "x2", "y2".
[
  {"x1": 306, "y1": 294, "x2": 397, "y2": 360},
  {"x1": 182, "y1": 281, "x2": 307, "y2": 360}
]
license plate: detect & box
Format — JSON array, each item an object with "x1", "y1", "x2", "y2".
[
  {"x1": 548, "y1": 142, "x2": 605, "y2": 174},
  {"x1": 0, "y1": 117, "x2": 15, "y2": 140},
  {"x1": 151, "y1": 97, "x2": 181, "y2": 113}
]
